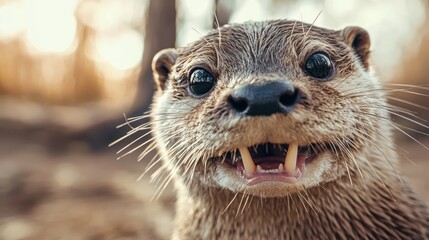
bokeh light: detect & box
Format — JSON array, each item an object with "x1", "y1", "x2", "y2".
[
  {"x1": 24, "y1": 0, "x2": 78, "y2": 54},
  {"x1": 0, "y1": 1, "x2": 25, "y2": 41},
  {"x1": 88, "y1": 29, "x2": 144, "y2": 71},
  {"x1": 0, "y1": 0, "x2": 145, "y2": 105}
]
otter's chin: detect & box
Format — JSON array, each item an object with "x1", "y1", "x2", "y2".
[{"x1": 233, "y1": 181, "x2": 305, "y2": 197}]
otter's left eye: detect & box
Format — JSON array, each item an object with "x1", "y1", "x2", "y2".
[
  {"x1": 189, "y1": 68, "x2": 215, "y2": 96},
  {"x1": 304, "y1": 53, "x2": 333, "y2": 80}
]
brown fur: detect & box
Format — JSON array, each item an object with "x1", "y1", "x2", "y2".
[
  {"x1": 148, "y1": 20, "x2": 429, "y2": 239},
  {"x1": 175, "y1": 174, "x2": 429, "y2": 240}
]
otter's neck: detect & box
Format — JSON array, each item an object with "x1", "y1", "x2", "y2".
[{"x1": 172, "y1": 173, "x2": 429, "y2": 240}]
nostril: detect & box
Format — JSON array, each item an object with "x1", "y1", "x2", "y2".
[
  {"x1": 228, "y1": 96, "x2": 249, "y2": 113},
  {"x1": 279, "y1": 89, "x2": 299, "y2": 107}
]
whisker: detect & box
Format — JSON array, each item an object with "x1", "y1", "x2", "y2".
[
  {"x1": 304, "y1": 9, "x2": 323, "y2": 38},
  {"x1": 388, "y1": 96, "x2": 429, "y2": 111},
  {"x1": 222, "y1": 191, "x2": 240, "y2": 215},
  {"x1": 391, "y1": 124, "x2": 429, "y2": 151},
  {"x1": 236, "y1": 192, "x2": 247, "y2": 218}
]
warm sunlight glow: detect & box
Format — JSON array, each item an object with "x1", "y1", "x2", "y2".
[
  {"x1": 23, "y1": 0, "x2": 78, "y2": 54},
  {"x1": 0, "y1": 0, "x2": 145, "y2": 104},
  {"x1": 0, "y1": 1, "x2": 25, "y2": 40},
  {"x1": 88, "y1": 29, "x2": 143, "y2": 71}
]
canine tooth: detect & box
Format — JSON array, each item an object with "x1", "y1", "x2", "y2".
[
  {"x1": 239, "y1": 147, "x2": 256, "y2": 174},
  {"x1": 284, "y1": 143, "x2": 298, "y2": 172},
  {"x1": 278, "y1": 163, "x2": 284, "y2": 172},
  {"x1": 256, "y1": 165, "x2": 263, "y2": 173}
]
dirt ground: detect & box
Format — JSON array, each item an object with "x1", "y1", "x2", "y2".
[{"x1": 0, "y1": 123, "x2": 428, "y2": 240}]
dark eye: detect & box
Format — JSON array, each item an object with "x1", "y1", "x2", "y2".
[
  {"x1": 189, "y1": 68, "x2": 215, "y2": 96},
  {"x1": 304, "y1": 53, "x2": 333, "y2": 79}
]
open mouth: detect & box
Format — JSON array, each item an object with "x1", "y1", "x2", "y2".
[{"x1": 221, "y1": 143, "x2": 317, "y2": 185}]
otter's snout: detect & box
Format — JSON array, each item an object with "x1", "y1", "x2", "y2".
[{"x1": 227, "y1": 81, "x2": 299, "y2": 116}]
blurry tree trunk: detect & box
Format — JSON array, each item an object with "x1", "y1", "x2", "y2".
[
  {"x1": 72, "y1": 25, "x2": 102, "y2": 104},
  {"x1": 129, "y1": 0, "x2": 177, "y2": 118},
  {"x1": 76, "y1": 0, "x2": 176, "y2": 149}
]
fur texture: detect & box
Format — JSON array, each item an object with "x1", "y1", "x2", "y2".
[{"x1": 148, "y1": 20, "x2": 429, "y2": 239}]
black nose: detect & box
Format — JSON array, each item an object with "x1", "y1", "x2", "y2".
[{"x1": 228, "y1": 81, "x2": 299, "y2": 116}]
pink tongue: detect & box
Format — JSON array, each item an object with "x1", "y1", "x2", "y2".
[{"x1": 252, "y1": 157, "x2": 284, "y2": 170}]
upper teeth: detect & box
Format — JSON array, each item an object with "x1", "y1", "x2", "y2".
[
  {"x1": 238, "y1": 147, "x2": 256, "y2": 175},
  {"x1": 237, "y1": 144, "x2": 298, "y2": 175},
  {"x1": 284, "y1": 143, "x2": 298, "y2": 173}
]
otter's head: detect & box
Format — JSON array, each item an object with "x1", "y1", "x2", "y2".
[{"x1": 150, "y1": 20, "x2": 386, "y2": 197}]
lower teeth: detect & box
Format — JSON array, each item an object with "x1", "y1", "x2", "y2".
[
  {"x1": 258, "y1": 168, "x2": 280, "y2": 173},
  {"x1": 256, "y1": 164, "x2": 284, "y2": 173}
]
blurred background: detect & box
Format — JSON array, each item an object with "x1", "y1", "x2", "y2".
[{"x1": 0, "y1": 0, "x2": 428, "y2": 239}]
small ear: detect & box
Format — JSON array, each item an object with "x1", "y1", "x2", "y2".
[
  {"x1": 152, "y1": 48, "x2": 177, "y2": 91},
  {"x1": 340, "y1": 26, "x2": 371, "y2": 70}
]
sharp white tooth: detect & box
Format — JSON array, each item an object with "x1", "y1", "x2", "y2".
[
  {"x1": 256, "y1": 165, "x2": 263, "y2": 173},
  {"x1": 239, "y1": 147, "x2": 256, "y2": 174},
  {"x1": 278, "y1": 163, "x2": 284, "y2": 172},
  {"x1": 284, "y1": 143, "x2": 298, "y2": 173}
]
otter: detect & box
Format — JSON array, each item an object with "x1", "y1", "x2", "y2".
[{"x1": 146, "y1": 20, "x2": 429, "y2": 239}]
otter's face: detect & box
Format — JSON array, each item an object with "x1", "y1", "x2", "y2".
[{"x1": 151, "y1": 20, "x2": 384, "y2": 197}]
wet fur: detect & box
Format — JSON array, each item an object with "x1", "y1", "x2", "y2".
[{"x1": 148, "y1": 20, "x2": 429, "y2": 239}]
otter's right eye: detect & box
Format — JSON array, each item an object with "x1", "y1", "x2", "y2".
[
  {"x1": 304, "y1": 52, "x2": 333, "y2": 80},
  {"x1": 189, "y1": 68, "x2": 215, "y2": 96}
]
